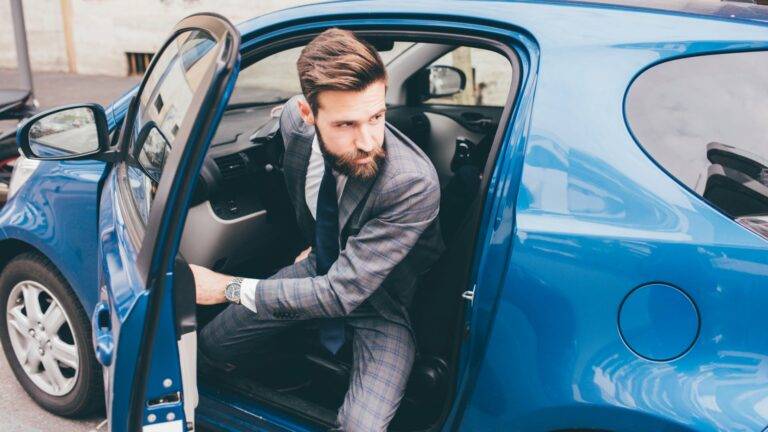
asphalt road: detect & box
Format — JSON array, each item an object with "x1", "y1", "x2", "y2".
[
  {"x1": 0, "y1": 69, "x2": 140, "y2": 133},
  {"x1": 0, "y1": 342, "x2": 105, "y2": 431},
  {"x1": 0, "y1": 68, "x2": 139, "y2": 431}
]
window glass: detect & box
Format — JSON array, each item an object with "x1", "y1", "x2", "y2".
[
  {"x1": 230, "y1": 46, "x2": 303, "y2": 106},
  {"x1": 230, "y1": 41, "x2": 416, "y2": 106},
  {"x1": 626, "y1": 50, "x2": 768, "y2": 237},
  {"x1": 423, "y1": 47, "x2": 513, "y2": 106},
  {"x1": 122, "y1": 29, "x2": 218, "y2": 227}
]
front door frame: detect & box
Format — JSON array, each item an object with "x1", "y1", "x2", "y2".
[
  {"x1": 189, "y1": 15, "x2": 537, "y2": 431},
  {"x1": 99, "y1": 13, "x2": 241, "y2": 432}
]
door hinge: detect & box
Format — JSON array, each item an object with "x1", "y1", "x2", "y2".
[{"x1": 462, "y1": 284, "x2": 476, "y2": 305}]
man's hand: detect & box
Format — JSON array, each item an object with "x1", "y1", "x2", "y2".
[
  {"x1": 294, "y1": 246, "x2": 312, "y2": 263},
  {"x1": 190, "y1": 264, "x2": 231, "y2": 305}
]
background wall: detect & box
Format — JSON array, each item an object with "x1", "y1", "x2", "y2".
[
  {"x1": 2, "y1": 0, "x2": 767, "y2": 79},
  {"x1": 2, "y1": 0, "x2": 765, "y2": 114},
  {"x1": 0, "y1": 0, "x2": 319, "y2": 76}
]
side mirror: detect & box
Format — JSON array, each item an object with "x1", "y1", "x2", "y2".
[
  {"x1": 134, "y1": 123, "x2": 171, "y2": 183},
  {"x1": 17, "y1": 103, "x2": 110, "y2": 161},
  {"x1": 416, "y1": 65, "x2": 466, "y2": 101}
]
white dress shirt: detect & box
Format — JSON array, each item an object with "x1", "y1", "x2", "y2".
[{"x1": 240, "y1": 135, "x2": 346, "y2": 313}]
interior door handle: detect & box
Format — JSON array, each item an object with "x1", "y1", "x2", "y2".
[
  {"x1": 92, "y1": 301, "x2": 114, "y2": 366},
  {"x1": 460, "y1": 112, "x2": 494, "y2": 130},
  {"x1": 466, "y1": 118, "x2": 493, "y2": 129}
]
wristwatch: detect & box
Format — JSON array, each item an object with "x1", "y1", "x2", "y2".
[{"x1": 224, "y1": 277, "x2": 243, "y2": 304}]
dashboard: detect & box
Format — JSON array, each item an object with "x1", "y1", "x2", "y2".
[{"x1": 179, "y1": 103, "x2": 295, "y2": 272}]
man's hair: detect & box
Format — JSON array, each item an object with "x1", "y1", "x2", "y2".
[{"x1": 297, "y1": 28, "x2": 387, "y2": 114}]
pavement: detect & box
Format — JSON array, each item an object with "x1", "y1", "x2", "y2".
[
  {"x1": 0, "y1": 68, "x2": 140, "y2": 431},
  {"x1": 0, "y1": 350, "x2": 106, "y2": 431},
  {"x1": 0, "y1": 68, "x2": 140, "y2": 133}
]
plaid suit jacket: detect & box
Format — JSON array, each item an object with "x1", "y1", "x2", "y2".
[{"x1": 252, "y1": 96, "x2": 444, "y2": 332}]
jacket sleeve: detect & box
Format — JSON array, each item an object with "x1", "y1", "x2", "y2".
[
  {"x1": 268, "y1": 251, "x2": 317, "y2": 280},
  {"x1": 251, "y1": 172, "x2": 440, "y2": 319}
]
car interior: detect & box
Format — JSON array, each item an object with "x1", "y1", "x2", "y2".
[{"x1": 171, "y1": 33, "x2": 519, "y2": 430}]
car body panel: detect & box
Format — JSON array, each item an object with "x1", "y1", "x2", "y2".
[
  {"x1": 567, "y1": 0, "x2": 768, "y2": 24},
  {"x1": 0, "y1": 2, "x2": 766, "y2": 431},
  {"x1": 0, "y1": 158, "x2": 107, "y2": 314}
]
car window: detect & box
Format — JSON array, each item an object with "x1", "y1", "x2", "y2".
[
  {"x1": 626, "y1": 50, "x2": 768, "y2": 238},
  {"x1": 230, "y1": 47, "x2": 304, "y2": 106},
  {"x1": 229, "y1": 41, "x2": 416, "y2": 106},
  {"x1": 122, "y1": 29, "x2": 218, "y2": 226},
  {"x1": 422, "y1": 46, "x2": 513, "y2": 107}
]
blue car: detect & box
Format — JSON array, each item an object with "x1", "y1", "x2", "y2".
[{"x1": 1, "y1": 1, "x2": 767, "y2": 431}]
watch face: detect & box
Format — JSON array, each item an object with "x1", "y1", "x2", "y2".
[{"x1": 225, "y1": 282, "x2": 240, "y2": 303}]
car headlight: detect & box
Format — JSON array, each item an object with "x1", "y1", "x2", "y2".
[{"x1": 8, "y1": 152, "x2": 40, "y2": 200}]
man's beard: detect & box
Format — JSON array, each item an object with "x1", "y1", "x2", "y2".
[{"x1": 316, "y1": 129, "x2": 385, "y2": 180}]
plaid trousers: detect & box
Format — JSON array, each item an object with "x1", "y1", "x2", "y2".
[{"x1": 199, "y1": 262, "x2": 416, "y2": 431}]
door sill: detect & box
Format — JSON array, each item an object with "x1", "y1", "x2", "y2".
[{"x1": 197, "y1": 368, "x2": 337, "y2": 430}]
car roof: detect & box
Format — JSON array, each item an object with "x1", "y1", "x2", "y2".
[
  {"x1": 238, "y1": 0, "x2": 768, "y2": 39},
  {"x1": 548, "y1": 0, "x2": 768, "y2": 24}
]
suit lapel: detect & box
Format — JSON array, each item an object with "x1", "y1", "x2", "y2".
[
  {"x1": 338, "y1": 173, "x2": 375, "y2": 233},
  {"x1": 286, "y1": 128, "x2": 315, "y2": 238},
  {"x1": 287, "y1": 119, "x2": 395, "y2": 239},
  {"x1": 338, "y1": 129, "x2": 394, "y2": 232}
]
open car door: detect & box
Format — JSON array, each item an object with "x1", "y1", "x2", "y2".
[{"x1": 92, "y1": 14, "x2": 240, "y2": 432}]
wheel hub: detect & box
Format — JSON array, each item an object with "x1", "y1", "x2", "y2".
[{"x1": 6, "y1": 280, "x2": 79, "y2": 396}]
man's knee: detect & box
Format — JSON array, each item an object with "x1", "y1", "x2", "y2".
[{"x1": 197, "y1": 304, "x2": 247, "y2": 362}]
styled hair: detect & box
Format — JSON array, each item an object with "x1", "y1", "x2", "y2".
[{"x1": 297, "y1": 28, "x2": 387, "y2": 113}]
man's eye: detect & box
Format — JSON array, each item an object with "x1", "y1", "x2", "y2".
[
  {"x1": 338, "y1": 122, "x2": 353, "y2": 128},
  {"x1": 372, "y1": 113, "x2": 384, "y2": 122}
]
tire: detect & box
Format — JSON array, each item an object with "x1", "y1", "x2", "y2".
[{"x1": 0, "y1": 252, "x2": 103, "y2": 417}]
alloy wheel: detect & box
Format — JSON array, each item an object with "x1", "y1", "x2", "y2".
[{"x1": 5, "y1": 279, "x2": 79, "y2": 396}]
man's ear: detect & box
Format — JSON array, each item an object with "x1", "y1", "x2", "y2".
[{"x1": 297, "y1": 98, "x2": 315, "y2": 125}]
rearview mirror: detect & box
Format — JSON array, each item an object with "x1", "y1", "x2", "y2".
[{"x1": 17, "y1": 103, "x2": 109, "y2": 160}]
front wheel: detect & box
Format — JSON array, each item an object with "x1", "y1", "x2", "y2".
[{"x1": 0, "y1": 252, "x2": 103, "y2": 417}]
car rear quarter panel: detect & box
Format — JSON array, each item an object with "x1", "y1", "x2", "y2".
[{"x1": 445, "y1": 2, "x2": 768, "y2": 432}]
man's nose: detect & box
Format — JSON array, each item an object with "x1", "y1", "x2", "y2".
[{"x1": 354, "y1": 125, "x2": 376, "y2": 153}]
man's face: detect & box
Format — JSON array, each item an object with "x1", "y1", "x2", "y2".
[{"x1": 298, "y1": 80, "x2": 386, "y2": 179}]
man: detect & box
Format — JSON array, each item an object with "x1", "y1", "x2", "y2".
[{"x1": 192, "y1": 28, "x2": 444, "y2": 431}]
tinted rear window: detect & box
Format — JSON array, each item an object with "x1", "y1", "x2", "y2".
[{"x1": 626, "y1": 51, "x2": 768, "y2": 227}]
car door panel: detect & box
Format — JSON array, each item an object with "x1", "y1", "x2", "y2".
[
  {"x1": 423, "y1": 105, "x2": 503, "y2": 134},
  {"x1": 422, "y1": 111, "x2": 486, "y2": 185},
  {"x1": 387, "y1": 105, "x2": 502, "y2": 186},
  {"x1": 95, "y1": 14, "x2": 241, "y2": 432},
  {"x1": 96, "y1": 145, "x2": 188, "y2": 432}
]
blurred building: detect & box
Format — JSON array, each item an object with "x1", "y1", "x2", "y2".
[
  {"x1": 1, "y1": 0, "x2": 766, "y2": 81},
  {"x1": 0, "y1": 0, "x2": 318, "y2": 76}
]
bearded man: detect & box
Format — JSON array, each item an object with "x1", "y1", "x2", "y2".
[{"x1": 192, "y1": 28, "x2": 443, "y2": 431}]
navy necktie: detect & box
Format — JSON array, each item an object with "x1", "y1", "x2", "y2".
[{"x1": 315, "y1": 158, "x2": 345, "y2": 354}]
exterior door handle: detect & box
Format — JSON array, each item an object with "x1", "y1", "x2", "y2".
[
  {"x1": 462, "y1": 284, "x2": 476, "y2": 306},
  {"x1": 92, "y1": 301, "x2": 114, "y2": 366}
]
